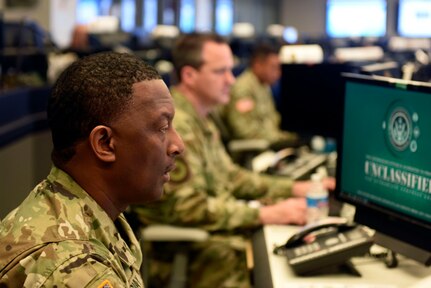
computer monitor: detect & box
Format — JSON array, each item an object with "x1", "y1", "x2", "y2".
[
  {"x1": 336, "y1": 73, "x2": 431, "y2": 265},
  {"x1": 279, "y1": 64, "x2": 362, "y2": 142},
  {"x1": 326, "y1": 0, "x2": 387, "y2": 38},
  {"x1": 397, "y1": 0, "x2": 431, "y2": 38}
]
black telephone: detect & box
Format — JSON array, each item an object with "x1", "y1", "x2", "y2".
[{"x1": 274, "y1": 221, "x2": 374, "y2": 275}]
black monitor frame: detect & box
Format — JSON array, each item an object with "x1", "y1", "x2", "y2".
[
  {"x1": 279, "y1": 63, "x2": 363, "y2": 142},
  {"x1": 335, "y1": 73, "x2": 431, "y2": 265}
]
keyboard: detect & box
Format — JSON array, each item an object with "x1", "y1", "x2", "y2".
[{"x1": 276, "y1": 152, "x2": 328, "y2": 180}]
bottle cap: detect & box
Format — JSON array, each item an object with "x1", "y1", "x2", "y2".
[
  {"x1": 310, "y1": 173, "x2": 322, "y2": 182},
  {"x1": 311, "y1": 135, "x2": 325, "y2": 152}
]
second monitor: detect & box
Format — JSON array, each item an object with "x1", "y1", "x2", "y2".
[{"x1": 279, "y1": 63, "x2": 362, "y2": 143}]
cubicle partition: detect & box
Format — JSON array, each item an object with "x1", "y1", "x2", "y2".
[{"x1": 0, "y1": 86, "x2": 52, "y2": 219}]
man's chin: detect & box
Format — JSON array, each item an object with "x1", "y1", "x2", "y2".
[{"x1": 146, "y1": 187, "x2": 164, "y2": 202}]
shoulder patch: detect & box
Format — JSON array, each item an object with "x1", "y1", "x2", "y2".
[
  {"x1": 169, "y1": 158, "x2": 190, "y2": 185},
  {"x1": 235, "y1": 98, "x2": 255, "y2": 113},
  {"x1": 98, "y1": 280, "x2": 113, "y2": 288}
]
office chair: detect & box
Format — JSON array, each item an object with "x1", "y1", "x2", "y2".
[{"x1": 139, "y1": 225, "x2": 209, "y2": 288}]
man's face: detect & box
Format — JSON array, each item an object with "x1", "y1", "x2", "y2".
[
  {"x1": 111, "y1": 79, "x2": 184, "y2": 204},
  {"x1": 192, "y1": 41, "x2": 235, "y2": 106},
  {"x1": 257, "y1": 54, "x2": 281, "y2": 85}
]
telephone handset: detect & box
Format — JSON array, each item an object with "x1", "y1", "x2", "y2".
[
  {"x1": 252, "y1": 147, "x2": 297, "y2": 173},
  {"x1": 274, "y1": 218, "x2": 374, "y2": 275},
  {"x1": 282, "y1": 221, "x2": 357, "y2": 249}
]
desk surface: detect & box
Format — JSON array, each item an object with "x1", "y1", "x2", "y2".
[{"x1": 252, "y1": 225, "x2": 431, "y2": 288}]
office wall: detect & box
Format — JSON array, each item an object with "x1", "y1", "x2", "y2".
[
  {"x1": 280, "y1": 0, "x2": 326, "y2": 38},
  {"x1": 386, "y1": 0, "x2": 398, "y2": 36},
  {"x1": 1, "y1": 0, "x2": 50, "y2": 32},
  {"x1": 0, "y1": 130, "x2": 52, "y2": 219},
  {"x1": 234, "y1": 0, "x2": 282, "y2": 34},
  {"x1": 50, "y1": 0, "x2": 77, "y2": 48},
  {"x1": 1, "y1": 0, "x2": 77, "y2": 48}
]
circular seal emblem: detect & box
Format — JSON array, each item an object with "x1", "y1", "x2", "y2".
[
  {"x1": 388, "y1": 108, "x2": 411, "y2": 151},
  {"x1": 383, "y1": 101, "x2": 420, "y2": 156}
]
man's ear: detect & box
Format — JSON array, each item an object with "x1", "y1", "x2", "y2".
[
  {"x1": 89, "y1": 125, "x2": 116, "y2": 162},
  {"x1": 181, "y1": 65, "x2": 197, "y2": 84}
]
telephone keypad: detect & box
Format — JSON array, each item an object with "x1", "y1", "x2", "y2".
[{"x1": 293, "y1": 242, "x2": 321, "y2": 256}]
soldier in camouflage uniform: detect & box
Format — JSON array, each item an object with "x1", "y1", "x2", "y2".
[
  {"x1": 132, "y1": 33, "x2": 335, "y2": 288},
  {"x1": 221, "y1": 44, "x2": 298, "y2": 144},
  {"x1": 0, "y1": 52, "x2": 184, "y2": 287}
]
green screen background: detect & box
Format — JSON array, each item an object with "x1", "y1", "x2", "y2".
[{"x1": 341, "y1": 81, "x2": 431, "y2": 222}]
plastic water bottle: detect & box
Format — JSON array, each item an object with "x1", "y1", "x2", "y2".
[
  {"x1": 311, "y1": 135, "x2": 337, "y2": 153},
  {"x1": 306, "y1": 173, "x2": 329, "y2": 224}
]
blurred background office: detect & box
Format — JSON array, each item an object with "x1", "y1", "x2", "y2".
[{"x1": 1, "y1": 0, "x2": 431, "y2": 219}]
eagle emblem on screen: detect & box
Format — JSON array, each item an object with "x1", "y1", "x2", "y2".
[{"x1": 383, "y1": 102, "x2": 420, "y2": 154}]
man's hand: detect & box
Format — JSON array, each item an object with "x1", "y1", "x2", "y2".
[
  {"x1": 259, "y1": 198, "x2": 307, "y2": 225},
  {"x1": 291, "y1": 177, "x2": 336, "y2": 197}
]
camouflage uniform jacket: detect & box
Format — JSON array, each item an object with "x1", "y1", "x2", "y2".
[
  {"x1": 0, "y1": 166, "x2": 144, "y2": 288},
  {"x1": 133, "y1": 88, "x2": 293, "y2": 232},
  {"x1": 223, "y1": 69, "x2": 297, "y2": 143}
]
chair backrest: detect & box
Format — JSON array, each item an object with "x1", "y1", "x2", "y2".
[{"x1": 139, "y1": 225, "x2": 209, "y2": 288}]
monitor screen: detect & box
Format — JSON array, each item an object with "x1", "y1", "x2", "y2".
[
  {"x1": 279, "y1": 64, "x2": 362, "y2": 142},
  {"x1": 398, "y1": 0, "x2": 431, "y2": 38},
  {"x1": 326, "y1": 0, "x2": 387, "y2": 38},
  {"x1": 337, "y1": 73, "x2": 431, "y2": 265}
]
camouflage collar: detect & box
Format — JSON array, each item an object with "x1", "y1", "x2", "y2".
[{"x1": 46, "y1": 166, "x2": 141, "y2": 268}]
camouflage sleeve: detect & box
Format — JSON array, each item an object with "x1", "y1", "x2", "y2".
[
  {"x1": 226, "y1": 79, "x2": 298, "y2": 143},
  {"x1": 166, "y1": 183, "x2": 261, "y2": 232},
  {"x1": 133, "y1": 112, "x2": 293, "y2": 232},
  {"x1": 208, "y1": 117, "x2": 296, "y2": 202},
  {"x1": 224, "y1": 151, "x2": 295, "y2": 202},
  {"x1": 225, "y1": 83, "x2": 266, "y2": 140},
  {"x1": 19, "y1": 241, "x2": 141, "y2": 288},
  {"x1": 42, "y1": 259, "x2": 127, "y2": 288},
  {"x1": 133, "y1": 144, "x2": 263, "y2": 231}
]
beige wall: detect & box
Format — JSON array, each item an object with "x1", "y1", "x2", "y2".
[
  {"x1": 1, "y1": 0, "x2": 50, "y2": 31},
  {"x1": 280, "y1": 0, "x2": 326, "y2": 39},
  {"x1": 1, "y1": 0, "x2": 77, "y2": 48}
]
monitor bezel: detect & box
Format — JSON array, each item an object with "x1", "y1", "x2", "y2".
[
  {"x1": 335, "y1": 73, "x2": 431, "y2": 257},
  {"x1": 279, "y1": 64, "x2": 364, "y2": 142}
]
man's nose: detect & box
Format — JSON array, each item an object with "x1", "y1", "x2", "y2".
[{"x1": 169, "y1": 129, "x2": 185, "y2": 156}]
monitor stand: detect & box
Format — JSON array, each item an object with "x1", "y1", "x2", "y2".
[
  {"x1": 374, "y1": 232, "x2": 431, "y2": 267},
  {"x1": 302, "y1": 260, "x2": 362, "y2": 277},
  {"x1": 338, "y1": 260, "x2": 362, "y2": 276}
]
